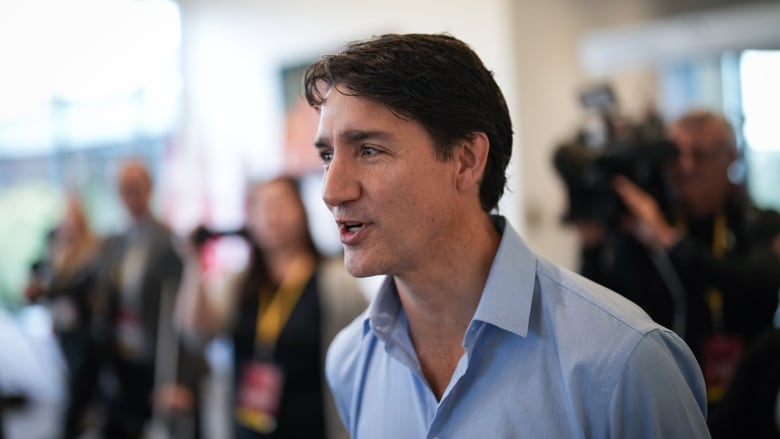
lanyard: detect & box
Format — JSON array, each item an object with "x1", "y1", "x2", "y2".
[
  {"x1": 678, "y1": 212, "x2": 729, "y2": 331},
  {"x1": 255, "y1": 256, "x2": 315, "y2": 351}
]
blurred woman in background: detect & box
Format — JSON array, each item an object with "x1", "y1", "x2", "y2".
[
  {"x1": 177, "y1": 176, "x2": 367, "y2": 439},
  {"x1": 24, "y1": 194, "x2": 102, "y2": 439}
]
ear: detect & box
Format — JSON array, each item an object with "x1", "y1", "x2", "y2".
[{"x1": 455, "y1": 132, "x2": 490, "y2": 193}]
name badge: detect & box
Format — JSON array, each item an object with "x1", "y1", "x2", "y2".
[{"x1": 235, "y1": 360, "x2": 285, "y2": 433}]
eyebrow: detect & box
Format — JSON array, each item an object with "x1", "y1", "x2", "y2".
[{"x1": 314, "y1": 129, "x2": 392, "y2": 149}]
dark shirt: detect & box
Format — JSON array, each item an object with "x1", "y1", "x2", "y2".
[
  {"x1": 708, "y1": 327, "x2": 780, "y2": 439},
  {"x1": 581, "y1": 197, "x2": 780, "y2": 363},
  {"x1": 233, "y1": 271, "x2": 325, "y2": 439}
]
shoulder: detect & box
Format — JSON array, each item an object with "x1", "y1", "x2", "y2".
[
  {"x1": 317, "y1": 256, "x2": 369, "y2": 343},
  {"x1": 530, "y1": 259, "x2": 707, "y2": 432},
  {"x1": 535, "y1": 257, "x2": 660, "y2": 336},
  {"x1": 606, "y1": 328, "x2": 708, "y2": 435},
  {"x1": 324, "y1": 311, "x2": 371, "y2": 432},
  {"x1": 150, "y1": 217, "x2": 178, "y2": 242},
  {"x1": 744, "y1": 203, "x2": 780, "y2": 240},
  {"x1": 98, "y1": 234, "x2": 125, "y2": 262},
  {"x1": 325, "y1": 312, "x2": 370, "y2": 394},
  {"x1": 533, "y1": 257, "x2": 701, "y2": 383}
]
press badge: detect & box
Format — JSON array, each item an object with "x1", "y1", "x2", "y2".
[
  {"x1": 235, "y1": 360, "x2": 285, "y2": 433},
  {"x1": 702, "y1": 333, "x2": 742, "y2": 403}
]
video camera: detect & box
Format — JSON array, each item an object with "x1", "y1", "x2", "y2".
[
  {"x1": 190, "y1": 225, "x2": 249, "y2": 247},
  {"x1": 553, "y1": 83, "x2": 678, "y2": 226}
]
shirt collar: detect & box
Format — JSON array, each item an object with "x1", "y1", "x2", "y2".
[
  {"x1": 472, "y1": 215, "x2": 536, "y2": 337},
  {"x1": 364, "y1": 275, "x2": 401, "y2": 336},
  {"x1": 364, "y1": 215, "x2": 537, "y2": 339}
]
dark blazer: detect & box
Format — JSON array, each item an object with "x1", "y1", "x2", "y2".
[{"x1": 94, "y1": 214, "x2": 208, "y2": 431}]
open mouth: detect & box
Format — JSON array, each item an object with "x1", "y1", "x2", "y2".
[{"x1": 342, "y1": 222, "x2": 364, "y2": 232}]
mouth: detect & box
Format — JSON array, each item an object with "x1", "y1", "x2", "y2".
[
  {"x1": 340, "y1": 221, "x2": 364, "y2": 232},
  {"x1": 336, "y1": 220, "x2": 369, "y2": 245}
]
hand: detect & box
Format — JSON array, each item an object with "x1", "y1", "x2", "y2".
[
  {"x1": 612, "y1": 175, "x2": 679, "y2": 250},
  {"x1": 190, "y1": 225, "x2": 214, "y2": 250},
  {"x1": 23, "y1": 279, "x2": 46, "y2": 302},
  {"x1": 153, "y1": 384, "x2": 195, "y2": 414},
  {"x1": 573, "y1": 220, "x2": 606, "y2": 248}
]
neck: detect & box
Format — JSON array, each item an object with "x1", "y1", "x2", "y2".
[
  {"x1": 395, "y1": 213, "x2": 500, "y2": 400},
  {"x1": 131, "y1": 211, "x2": 150, "y2": 224},
  {"x1": 265, "y1": 247, "x2": 314, "y2": 285},
  {"x1": 682, "y1": 202, "x2": 725, "y2": 222},
  {"x1": 396, "y1": 213, "x2": 500, "y2": 341}
]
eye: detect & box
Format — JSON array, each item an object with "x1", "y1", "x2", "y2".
[
  {"x1": 360, "y1": 145, "x2": 379, "y2": 157},
  {"x1": 319, "y1": 149, "x2": 334, "y2": 164}
]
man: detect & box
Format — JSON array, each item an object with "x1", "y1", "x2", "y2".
[
  {"x1": 580, "y1": 110, "x2": 780, "y2": 405},
  {"x1": 303, "y1": 33, "x2": 710, "y2": 438},
  {"x1": 94, "y1": 159, "x2": 207, "y2": 438}
]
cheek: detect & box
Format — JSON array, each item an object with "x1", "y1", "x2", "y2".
[
  {"x1": 367, "y1": 155, "x2": 455, "y2": 226},
  {"x1": 247, "y1": 210, "x2": 272, "y2": 239},
  {"x1": 376, "y1": 174, "x2": 424, "y2": 214},
  {"x1": 246, "y1": 220, "x2": 265, "y2": 244},
  {"x1": 387, "y1": 173, "x2": 451, "y2": 226}
]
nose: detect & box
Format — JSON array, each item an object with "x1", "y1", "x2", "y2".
[
  {"x1": 674, "y1": 151, "x2": 696, "y2": 175},
  {"x1": 321, "y1": 153, "x2": 361, "y2": 209}
]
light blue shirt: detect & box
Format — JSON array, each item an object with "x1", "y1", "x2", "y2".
[{"x1": 326, "y1": 217, "x2": 710, "y2": 438}]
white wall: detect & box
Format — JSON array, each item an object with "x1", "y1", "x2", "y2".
[{"x1": 511, "y1": 1, "x2": 666, "y2": 269}]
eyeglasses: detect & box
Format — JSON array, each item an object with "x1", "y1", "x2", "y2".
[
  {"x1": 675, "y1": 143, "x2": 731, "y2": 165},
  {"x1": 678, "y1": 150, "x2": 723, "y2": 163}
]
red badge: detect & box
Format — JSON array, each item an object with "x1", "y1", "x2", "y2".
[
  {"x1": 235, "y1": 361, "x2": 285, "y2": 433},
  {"x1": 702, "y1": 334, "x2": 743, "y2": 404}
]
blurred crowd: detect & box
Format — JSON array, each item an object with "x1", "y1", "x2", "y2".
[
  {"x1": 2, "y1": 160, "x2": 367, "y2": 439},
  {"x1": 0, "y1": 106, "x2": 779, "y2": 439}
]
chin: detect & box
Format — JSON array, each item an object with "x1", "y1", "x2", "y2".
[
  {"x1": 344, "y1": 262, "x2": 378, "y2": 279},
  {"x1": 343, "y1": 251, "x2": 383, "y2": 278}
]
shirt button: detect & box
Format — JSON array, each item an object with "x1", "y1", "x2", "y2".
[{"x1": 372, "y1": 312, "x2": 394, "y2": 332}]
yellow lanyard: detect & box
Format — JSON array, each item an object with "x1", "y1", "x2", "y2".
[
  {"x1": 255, "y1": 256, "x2": 315, "y2": 349},
  {"x1": 678, "y1": 212, "x2": 729, "y2": 330}
]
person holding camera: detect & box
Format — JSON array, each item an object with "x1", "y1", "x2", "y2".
[
  {"x1": 575, "y1": 109, "x2": 780, "y2": 408},
  {"x1": 175, "y1": 176, "x2": 367, "y2": 439}
]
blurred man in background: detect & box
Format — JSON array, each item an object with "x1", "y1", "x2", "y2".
[
  {"x1": 94, "y1": 159, "x2": 207, "y2": 439},
  {"x1": 576, "y1": 109, "x2": 780, "y2": 407}
]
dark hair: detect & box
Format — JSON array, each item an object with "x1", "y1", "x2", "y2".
[
  {"x1": 240, "y1": 175, "x2": 321, "y2": 299},
  {"x1": 304, "y1": 33, "x2": 513, "y2": 212}
]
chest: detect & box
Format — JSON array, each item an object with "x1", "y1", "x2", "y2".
[
  {"x1": 233, "y1": 277, "x2": 322, "y2": 369},
  {"x1": 415, "y1": 342, "x2": 464, "y2": 400},
  {"x1": 348, "y1": 329, "x2": 604, "y2": 439}
]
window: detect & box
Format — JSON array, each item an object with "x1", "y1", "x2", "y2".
[
  {"x1": 740, "y1": 50, "x2": 780, "y2": 211},
  {"x1": 0, "y1": 0, "x2": 181, "y2": 305}
]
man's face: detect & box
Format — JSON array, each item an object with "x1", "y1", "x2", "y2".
[
  {"x1": 314, "y1": 88, "x2": 462, "y2": 279},
  {"x1": 118, "y1": 167, "x2": 151, "y2": 220},
  {"x1": 669, "y1": 122, "x2": 735, "y2": 219}
]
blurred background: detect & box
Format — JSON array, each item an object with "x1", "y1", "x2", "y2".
[{"x1": 0, "y1": 0, "x2": 779, "y2": 437}]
